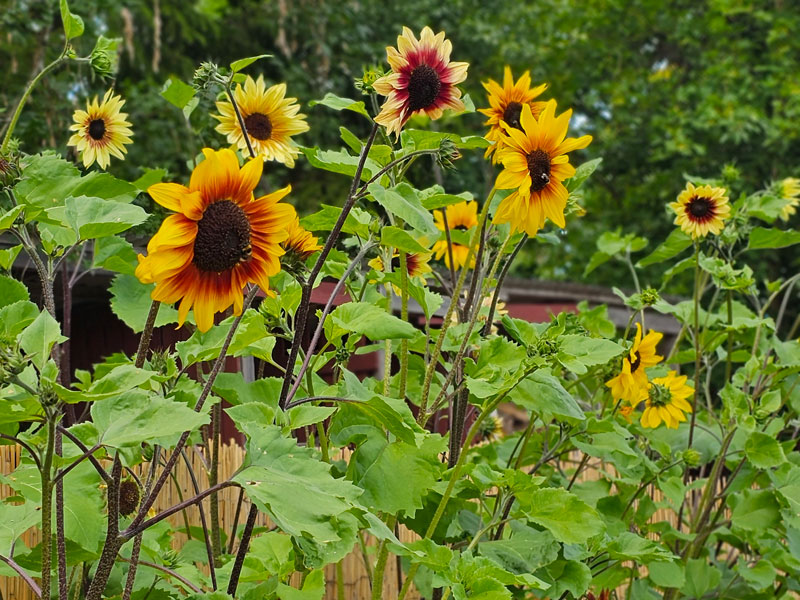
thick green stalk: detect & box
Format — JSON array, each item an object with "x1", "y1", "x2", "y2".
[
  {"x1": 370, "y1": 516, "x2": 397, "y2": 600},
  {"x1": 399, "y1": 251, "x2": 410, "y2": 399},
  {"x1": 40, "y1": 414, "x2": 56, "y2": 600},
  {"x1": 687, "y1": 242, "x2": 701, "y2": 449}
]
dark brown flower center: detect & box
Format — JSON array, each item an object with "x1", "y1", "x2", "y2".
[
  {"x1": 503, "y1": 101, "x2": 523, "y2": 130},
  {"x1": 688, "y1": 196, "x2": 713, "y2": 220},
  {"x1": 630, "y1": 351, "x2": 641, "y2": 373},
  {"x1": 453, "y1": 224, "x2": 469, "y2": 231},
  {"x1": 193, "y1": 200, "x2": 252, "y2": 272},
  {"x1": 244, "y1": 112, "x2": 272, "y2": 141},
  {"x1": 88, "y1": 119, "x2": 106, "y2": 140},
  {"x1": 407, "y1": 64, "x2": 441, "y2": 112},
  {"x1": 527, "y1": 149, "x2": 551, "y2": 192}
]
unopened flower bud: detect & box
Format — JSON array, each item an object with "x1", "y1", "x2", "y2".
[
  {"x1": 682, "y1": 449, "x2": 701, "y2": 467},
  {"x1": 193, "y1": 62, "x2": 222, "y2": 90},
  {"x1": 641, "y1": 288, "x2": 660, "y2": 307},
  {"x1": 0, "y1": 155, "x2": 19, "y2": 188},
  {"x1": 90, "y1": 36, "x2": 120, "y2": 79},
  {"x1": 118, "y1": 479, "x2": 140, "y2": 516},
  {"x1": 355, "y1": 65, "x2": 385, "y2": 95},
  {"x1": 436, "y1": 138, "x2": 461, "y2": 170}
]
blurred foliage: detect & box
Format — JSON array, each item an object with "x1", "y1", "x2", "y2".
[{"x1": 3, "y1": 0, "x2": 799, "y2": 284}]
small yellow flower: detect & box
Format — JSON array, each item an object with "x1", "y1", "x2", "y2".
[
  {"x1": 213, "y1": 75, "x2": 309, "y2": 167},
  {"x1": 67, "y1": 89, "x2": 133, "y2": 169},
  {"x1": 373, "y1": 26, "x2": 469, "y2": 137},
  {"x1": 669, "y1": 182, "x2": 730, "y2": 239},
  {"x1": 605, "y1": 323, "x2": 663, "y2": 404},
  {"x1": 492, "y1": 100, "x2": 592, "y2": 236},
  {"x1": 640, "y1": 371, "x2": 693, "y2": 429},
  {"x1": 432, "y1": 201, "x2": 479, "y2": 270},
  {"x1": 479, "y1": 66, "x2": 548, "y2": 164},
  {"x1": 282, "y1": 217, "x2": 321, "y2": 261},
  {"x1": 779, "y1": 177, "x2": 800, "y2": 222},
  {"x1": 368, "y1": 251, "x2": 432, "y2": 295}
]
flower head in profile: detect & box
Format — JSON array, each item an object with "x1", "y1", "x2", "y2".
[
  {"x1": 669, "y1": 183, "x2": 730, "y2": 239},
  {"x1": 68, "y1": 89, "x2": 133, "y2": 169},
  {"x1": 432, "y1": 201, "x2": 478, "y2": 270},
  {"x1": 281, "y1": 217, "x2": 321, "y2": 262},
  {"x1": 373, "y1": 26, "x2": 469, "y2": 137},
  {"x1": 135, "y1": 148, "x2": 294, "y2": 332},
  {"x1": 779, "y1": 177, "x2": 800, "y2": 222},
  {"x1": 479, "y1": 66, "x2": 548, "y2": 163},
  {"x1": 368, "y1": 251, "x2": 432, "y2": 295},
  {"x1": 214, "y1": 75, "x2": 309, "y2": 167},
  {"x1": 493, "y1": 100, "x2": 592, "y2": 236},
  {"x1": 605, "y1": 323, "x2": 663, "y2": 404},
  {"x1": 640, "y1": 371, "x2": 693, "y2": 429}
]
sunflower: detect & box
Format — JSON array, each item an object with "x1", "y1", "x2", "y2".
[
  {"x1": 605, "y1": 323, "x2": 664, "y2": 404},
  {"x1": 214, "y1": 75, "x2": 309, "y2": 167},
  {"x1": 282, "y1": 217, "x2": 321, "y2": 262},
  {"x1": 492, "y1": 100, "x2": 592, "y2": 236},
  {"x1": 669, "y1": 183, "x2": 730, "y2": 239},
  {"x1": 640, "y1": 371, "x2": 693, "y2": 429},
  {"x1": 368, "y1": 251, "x2": 432, "y2": 295},
  {"x1": 432, "y1": 201, "x2": 479, "y2": 270},
  {"x1": 479, "y1": 66, "x2": 548, "y2": 163},
  {"x1": 779, "y1": 177, "x2": 800, "y2": 222},
  {"x1": 135, "y1": 148, "x2": 294, "y2": 332},
  {"x1": 373, "y1": 26, "x2": 469, "y2": 137},
  {"x1": 67, "y1": 89, "x2": 133, "y2": 169}
]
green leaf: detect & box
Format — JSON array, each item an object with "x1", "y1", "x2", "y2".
[
  {"x1": 745, "y1": 431, "x2": 786, "y2": 469},
  {"x1": 606, "y1": 532, "x2": 675, "y2": 562},
  {"x1": 420, "y1": 190, "x2": 473, "y2": 210},
  {"x1": 54, "y1": 363, "x2": 155, "y2": 404},
  {"x1": 0, "y1": 205, "x2": 24, "y2": 231},
  {"x1": 89, "y1": 390, "x2": 209, "y2": 448},
  {"x1": 0, "y1": 501, "x2": 39, "y2": 555},
  {"x1": 400, "y1": 129, "x2": 489, "y2": 151},
  {"x1": 161, "y1": 76, "x2": 196, "y2": 109},
  {"x1": 0, "y1": 274, "x2": 28, "y2": 308},
  {"x1": 380, "y1": 226, "x2": 429, "y2": 253},
  {"x1": 730, "y1": 489, "x2": 781, "y2": 531},
  {"x1": 330, "y1": 302, "x2": 417, "y2": 341},
  {"x1": 64, "y1": 195, "x2": 149, "y2": 241},
  {"x1": 637, "y1": 229, "x2": 691, "y2": 267},
  {"x1": 276, "y1": 568, "x2": 325, "y2": 600},
  {"x1": 0, "y1": 244, "x2": 22, "y2": 271},
  {"x1": 308, "y1": 93, "x2": 371, "y2": 120},
  {"x1": 61, "y1": 460, "x2": 105, "y2": 553},
  {"x1": 543, "y1": 560, "x2": 591, "y2": 599},
  {"x1": 19, "y1": 309, "x2": 65, "y2": 371},
  {"x1": 60, "y1": 0, "x2": 84, "y2": 39},
  {"x1": 648, "y1": 561, "x2": 685, "y2": 589},
  {"x1": 109, "y1": 274, "x2": 181, "y2": 333},
  {"x1": 300, "y1": 147, "x2": 382, "y2": 182},
  {"x1": 479, "y1": 527, "x2": 560, "y2": 574},
  {"x1": 737, "y1": 558, "x2": 776, "y2": 591},
  {"x1": 566, "y1": 158, "x2": 602, "y2": 192},
  {"x1": 300, "y1": 204, "x2": 371, "y2": 238},
  {"x1": 0, "y1": 301, "x2": 39, "y2": 338},
  {"x1": 680, "y1": 559, "x2": 721, "y2": 598},
  {"x1": 133, "y1": 168, "x2": 166, "y2": 191},
  {"x1": 558, "y1": 335, "x2": 624, "y2": 373},
  {"x1": 176, "y1": 310, "x2": 275, "y2": 366},
  {"x1": 517, "y1": 488, "x2": 604, "y2": 544},
  {"x1": 230, "y1": 54, "x2": 271, "y2": 72},
  {"x1": 92, "y1": 236, "x2": 138, "y2": 275},
  {"x1": 232, "y1": 425, "x2": 361, "y2": 543},
  {"x1": 509, "y1": 371, "x2": 585, "y2": 423},
  {"x1": 368, "y1": 182, "x2": 438, "y2": 237},
  {"x1": 747, "y1": 226, "x2": 800, "y2": 250}
]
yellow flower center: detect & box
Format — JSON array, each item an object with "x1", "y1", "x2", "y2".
[
  {"x1": 407, "y1": 64, "x2": 441, "y2": 111},
  {"x1": 526, "y1": 149, "x2": 551, "y2": 192},
  {"x1": 193, "y1": 201, "x2": 252, "y2": 272},
  {"x1": 502, "y1": 101, "x2": 523, "y2": 130},
  {"x1": 244, "y1": 112, "x2": 273, "y2": 141},
  {"x1": 88, "y1": 118, "x2": 106, "y2": 140}
]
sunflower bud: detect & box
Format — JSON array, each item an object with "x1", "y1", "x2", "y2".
[
  {"x1": 640, "y1": 288, "x2": 660, "y2": 306},
  {"x1": 682, "y1": 449, "x2": 701, "y2": 467},
  {"x1": 193, "y1": 61, "x2": 222, "y2": 91},
  {"x1": 355, "y1": 65, "x2": 386, "y2": 95},
  {"x1": 89, "y1": 36, "x2": 120, "y2": 79},
  {"x1": 0, "y1": 341, "x2": 25, "y2": 385},
  {"x1": 436, "y1": 138, "x2": 461, "y2": 170},
  {"x1": 118, "y1": 479, "x2": 140, "y2": 516},
  {"x1": 0, "y1": 154, "x2": 20, "y2": 188}
]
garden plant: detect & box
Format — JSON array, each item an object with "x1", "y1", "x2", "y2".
[{"x1": 1, "y1": 3, "x2": 800, "y2": 599}]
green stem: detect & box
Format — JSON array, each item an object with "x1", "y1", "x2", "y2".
[
  {"x1": 725, "y1": 290, "x2": 733, "y2": 382},
  {"x1": 2, "y1": 53, "x2": 67, "y2": 154},
  {"x1": 687, "y1": 241, "x2": 701, "y2": 450},
  {"x1": 40, "y1": 414, "x2": 57, "y2": 600},
  {"x1": 370, "y1": 515, "x2": 397, "y2": 600},
  {"x1": 209, "y1": 402, "x2": 222, "y2": 565},
  {"x1": 399, "y1": 251, "x2": 410, "y2": 400}
]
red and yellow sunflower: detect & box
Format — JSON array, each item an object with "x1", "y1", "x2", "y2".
[
  {"x1": 135, "y1": 148, "x2": 294, "y2": 331},
  {"x1": 669, "y1": 183, "x2": 730, "y2": 239},
  {"x1": 373, "y1": 26, "x2": 469, "y2": 137}
]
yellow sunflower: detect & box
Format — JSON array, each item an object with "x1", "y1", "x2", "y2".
[
  {"x1": 432, "y1": 201, "x2": 479, "y2": 270},
  {"x1": 135, "y1": 148, "x2": 294, "y2": 332},
  {"x1": 779, "y1": 177, "x2": 800, "y2": 222},
  {"x1": 282, "y1": 217, "x2": 321, "y2": 262},
  {"x1": 213, "y1": 75, "x2": 309, "y2": 167},
  {"x1": 669, "y1": 183, "x2": 730, "y2": 239},
  {"x1": 67, "y1": 89, "x2": 133, "y2": 169},
  {"x1": 605, "y1": 323, "x2": 664, "y2": 404},
  {"x1": 369, "y1": 251, "x2": 432, "y2": 295},
  {"x1": 479, "y1": 66, "x2": 548, "y2": 163},
  {"x1": 640, "y1": 371, "x2": 693, "y2": 429},
  {"x1": 373, "y1": 26, "x2": 469, "y2": 137},
  {"x1": 492, "y1": 100, "x2": 592, "y2": 236}
]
